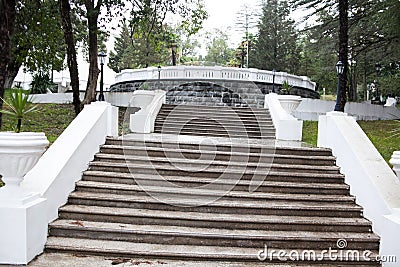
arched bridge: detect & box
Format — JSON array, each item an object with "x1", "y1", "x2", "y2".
[{"x1": 110, "y1": 66, "x2": 319, "y2": 108}]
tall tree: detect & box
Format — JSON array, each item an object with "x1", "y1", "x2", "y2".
[
  {"x1": 59, "y1": 0, "x2": 81, "y2": 115},
  {"x1": 5, "y1": 0, "x2": 66, "y2": 88},
  {"x1": 109, "y1": 0, "x2": 207, "y2": 71},
  {"x1": 204, "y1": 29, "x2": 235, "y2": 66},
  {"x1": 235, "y1": 4, "x2": 258, "y2": 68},
  {"x1": 251, "y1": 0, "x2": 300, "y2": 73},
  {"x1": 336, "y1": 0, "x2": 348, "y2": 111},
  {"x1": 0, "y1": 0, "x2": 17, "y2": 128}
]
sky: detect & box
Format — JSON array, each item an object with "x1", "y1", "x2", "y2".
[{"x1": 200, "y1": 0, "x2": 259, "y2": 48}]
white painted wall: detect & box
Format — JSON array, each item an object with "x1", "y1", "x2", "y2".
[
  {"x1": 31, "y1": 92, "x2": 136, "y2": 107},
  {"x1": 0, "y1": 102, "x2": 118, "y2": 264},
  {"x1": 265, "y1": 93, "x2": 302, "y2": 141},
  {"x1": 130, "y1": 90, "x2": 167, "y2": 133},
  {"x1": 318, "y1": 112, "x2": 400, "y2": 266},
  {"x1": 23, "y1": 102, "x2": 118, "y2": 222},
  {"x1": 294, "y1": 98, "x2": 400, "y2": 121}
]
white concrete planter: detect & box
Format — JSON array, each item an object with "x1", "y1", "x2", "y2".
[
  {"x1": 389, "y1": 151, "x2": 400, "y2": 181},
  {"x1": 0, "y1": 132, "x2": 49, "y2": 202},
  {"x1": 277, "y1": 95, "x2": 302, "y2": 114}
]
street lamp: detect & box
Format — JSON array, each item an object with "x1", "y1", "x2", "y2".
[
  {"x1": 158, "y1": 66, "x2": 161, "y2": 80},
  {"x1": 334, "y1": 60, "x2": 345, "y2": 111},
  {"x1": 170, "y1": 43, "x2": 177, "y2": 66},
  {"x1": 98, "y1": 51, "x2": 107, "y2": 101},
  {"x1": 272, "y1": 69, "x2": 276, "y2": 93}
]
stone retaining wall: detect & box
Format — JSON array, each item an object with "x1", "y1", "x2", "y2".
[{"x1": 109, "y1": 79, "x2": 320, "y2": 108}]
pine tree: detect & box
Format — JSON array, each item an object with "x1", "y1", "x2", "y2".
[{"x1": 251, "y1": 0, "x2": 300, "y2": 73}]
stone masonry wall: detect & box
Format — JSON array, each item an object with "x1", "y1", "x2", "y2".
[{"x1": 110, "y1": 79, "x2": 320, "y2": 108}]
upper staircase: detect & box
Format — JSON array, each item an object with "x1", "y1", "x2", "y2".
[
  {"x1": 45, "y1": 104, "x2": 381, "y2": 266},
  {"x1": 154, "y1": 104, "x2": 275, "y2": 139}
]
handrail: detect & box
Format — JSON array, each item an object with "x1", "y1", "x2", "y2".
[
  {"x1": 115, "y1": 66, "x2": 316, "y2": 91},
  {"x1": 129, "y1": 90, "x2": 166, "y2": 133}
]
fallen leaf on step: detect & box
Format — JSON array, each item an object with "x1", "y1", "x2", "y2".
[
  {"x1": 69, "y1": 220, "x2": 84, "y2": 227},
  {"x1": 109, "y1": 258, "x2": 131, "y2": 265}
]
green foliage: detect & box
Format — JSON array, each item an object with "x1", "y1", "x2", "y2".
[
  {"x1": 0, "y1": 88, "x2": 38, "y2": 133},
  {"x1": 280, "y1": 81, "x2": 292, "y2": 94},
  {"x1": 14, "y1": 0, "x2": 66, "y2": 74},
  {"x1": 109, "y1": 0, "x2": 208, "y2": 71},
  {"x1": 204, "y1": 29, "x2": 235, "y2": 66},
  {"x1": 30, "y1": 73, "x2": 57, "y2": 94},
  {"x1": 250, "y1": 0, "x2": 300, "y2": 73},
  {"x1": 294, "y1": 0, "x2": 400, "y2": 101}
]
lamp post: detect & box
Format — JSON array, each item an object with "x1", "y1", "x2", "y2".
[
  {"x1": 334, "y1": 60, "x2": 345, "y2": 112},
  {"x1": 170, "y1": 43, "x2": 177, "y2": 66},
  {"x1": 272, "y1": 69, "x2": 276, "y2": 93},
  {"x1": 375, "y1": 63, "x2": 382, "y2": 103},
  {"x1": 158, "y1": 66, "x2": 161, "y2": 80},
  {"x1": 98, "y1": 51, "x2": 107, "y2": 101}
]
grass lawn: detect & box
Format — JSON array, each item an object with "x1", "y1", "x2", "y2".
[
  {"x1": 1, "y1": 103, "x2": 77, "y2": 144},
  {"x1": 302, "y1": 120, "x2": 400, "y2": 163}
]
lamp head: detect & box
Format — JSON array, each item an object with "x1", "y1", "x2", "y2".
[
  {"x1": 336, "y1": 61, "x2": 344, "y2": 75},
  {"x1": 98, "y1": 51, "x2": 107, "y2": 64}
]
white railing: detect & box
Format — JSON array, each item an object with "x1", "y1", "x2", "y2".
[{"x1": 115, "y1": 66, "x2": 317, "y2": 91}]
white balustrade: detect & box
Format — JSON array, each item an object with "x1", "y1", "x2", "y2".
[{"x1": 115, "y1": 66, "x2": 316, "y2": 91}]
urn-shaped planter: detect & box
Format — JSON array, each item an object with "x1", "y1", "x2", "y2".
[
  {"x1": 0, "y1": 132, "x2": 49, "y2": 203},
  {"x1": 389, "y1": 151, "x2": 400, "y2": 181},
  {"x1": 277, "y1": 95, "x2": 302, "y2": 115}
]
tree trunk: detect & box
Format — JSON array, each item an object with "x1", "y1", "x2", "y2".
[
  {"x1": 337, "y1": 0, "x2": 349, "y2": 111},
  {"x1": 59, "y1": 0, "x2": 81, "y2": 116},
  {"x1": 4, "y1": 63, "x2": 20, "y2": 89},
  {"x1": 0, "y1": 0, "x2": 17, "y2": 129},
  {"x1": 83, "y1": 0, "x2": 100, "y2": 105}
]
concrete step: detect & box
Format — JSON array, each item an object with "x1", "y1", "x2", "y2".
[
  {"x1": 153, "y1": 130, "x2": 275, "y2": 139},
  {"x1": 161, "y1": 104, "x2": 271, "y2": 113},
  {"x1": 98, "y1": 145, "x2": 336, "y2": 166},
  {"x1": 82, "y1": 171, "x2": 349, "y2": 194},
  {"x1": 155, "y1": 117, "x2": 274, "y2": 127},
  {"x1": 67, "y1": 191, "x2": 363, "y2": 217},
  {"x1": 152, "y1": 128, "x2": 274, "y2": 137},
  {"x1": 157, "y1": 114, "x2": 272, "y2": 123},
  {"x1": 154, "y1": 121, "x2": 275, "y2": 130},
  {"x1": 48, "y1": 219, "x2": 379, "y2": 250},
  {"x1": 105, "y1": 137, "x2": 334, "y2": 157},
  {"x1": 58, "y1": 205, "x2": 372, "y2": 233},
  {"x1": 153, "y1": 125, "x2": 275, "y2": 135},
  {"x1": 74, "y1": 181, "x2": 356, "y2": 204},
  {"x1": 45, "y1": 237, "x2": 381, "y2": 265},
  {"x1": 156, "y1": 114, "x2": 272, "y2": 123},
  {"x1": 88, "y1": 160, "x2": 341, "y2": 176}
]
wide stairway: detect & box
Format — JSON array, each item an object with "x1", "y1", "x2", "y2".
[
  {"x1": 45, "y1": 105, "x2": 380, "y2": 266},
  {"x1": 154, "y1": 104, "x2": 275, "y2": 139}
]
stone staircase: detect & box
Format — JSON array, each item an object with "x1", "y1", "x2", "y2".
[
  {"x1": 45, "y1": 105, "x2": 381, "y2": 266},
  {"x1": 154, "y1": 104, "x2": 275, "y2": 139}
]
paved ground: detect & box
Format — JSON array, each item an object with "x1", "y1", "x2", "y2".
[
  {"x1": 120, "y1": 133, "x2": 310, "y2": 148},
  {"x1": 3, "y1": 253, "x2": 297, "y2": 267}
]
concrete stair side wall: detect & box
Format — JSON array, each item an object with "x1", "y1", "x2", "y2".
[{"x1": 318, "y1": 111, "x2": 400, "y2": 266}]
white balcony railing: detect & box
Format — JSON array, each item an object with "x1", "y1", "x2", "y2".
[{"x1": 115, "y1": 66, "x2": 317, "y2": 91}]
